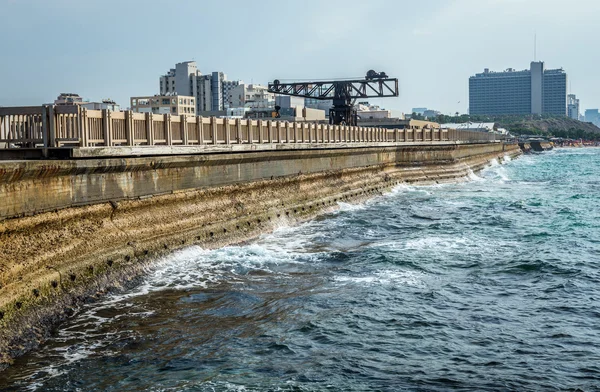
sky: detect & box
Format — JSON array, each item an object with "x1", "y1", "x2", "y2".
[{"x1": 1, "y1": 0, "x2": 599, "y2": 115}]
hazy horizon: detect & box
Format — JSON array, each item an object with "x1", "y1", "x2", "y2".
[{"x1": 1, "y1": 0, "x2": 599, "y2": 115}]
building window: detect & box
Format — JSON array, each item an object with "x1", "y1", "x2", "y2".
[{"x1": 172, "y1": 107, "x2": 177, "y2": 114}]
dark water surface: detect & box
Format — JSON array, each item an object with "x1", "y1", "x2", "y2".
[{"x1": 2, "y1": 148, "x2": 600, "y2": 391}]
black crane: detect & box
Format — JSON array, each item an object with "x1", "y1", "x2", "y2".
[{"x1": 268, "y1": 70, "x2": 398, "y2": 126}]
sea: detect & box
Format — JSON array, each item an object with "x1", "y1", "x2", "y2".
[{"x1": 1, "y1": 147, "x2": 599, "y2": 391}]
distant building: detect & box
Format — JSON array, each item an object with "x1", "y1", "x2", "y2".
[
  {"x1": 305, "y1": 98, "x2": 332, "y2": 112},
  {"x1": 130, "y1": 95, "x2": 196, "y2": 116},
  {"x1": 54, "y1": 93, "x2": 84, "y2": 106},
  {"x1": 275, "y1": 95, "x2": 305, "y2": 109},
  {"x1": 411, "y1": 107, "x2": 427, "y2": 115},
  {"x1": 159, "y1": 61, "x2": 240, "y2": 113},
  {"x1": 245, "y1": 106, "x2": 325, "y2": 122},
  {"x1": 585, "y1": 109, "x2": 600, "y2": 127},
  {"x1": 423, "y1": 109, "x2": 441, "y2": 119},
  {"x1": 356, "y1": 102, "x2": 391, "y2": 119},
  {"x1": 567, "y1": 94, "x2": 580, "y2": 120},
  {"x1": 228, "y1": 84, "x2": 274, "y2": 108},
  {"x1": 82, "y1": 99, "x2": 120, "y2": 112},
  {"x1": 469, "y1": 61, "x2": 567, "y2": 116}
]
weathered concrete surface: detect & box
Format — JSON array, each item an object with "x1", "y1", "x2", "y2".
[
  {"x1": 0, "y1": 142, "x2": 521, "y2": 367},
  {"x1": 68, "y1": 141, "x2": 492, "y2": 158},
  {"x1": 530, "y1": 141, "x2": 554, "y2": 152},
  {"x1": 519, "y1": 142, "x2": 532, "y2": 153}
]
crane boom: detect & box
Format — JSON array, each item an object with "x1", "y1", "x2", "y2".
[
  {"x1": 267, "y1": 71, "x2": 399, "y2": 126},
  {"x1": 268, "y1": 78, "x2": 399, "y2": 100}
]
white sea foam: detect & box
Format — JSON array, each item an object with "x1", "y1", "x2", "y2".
[
  {"x1": 337, "y1": 201, "x2": 366, "y2": 212},
  {"x1": 466, "y1": 168, "x2": 484, "y2": 182},
  {"x1": 334, "y1": 269, "x2": 427, "y2": 288}
]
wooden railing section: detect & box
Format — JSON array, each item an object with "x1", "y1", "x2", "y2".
[{"x1": 0, "y1": 106, "x2": 500, "y2": 150}]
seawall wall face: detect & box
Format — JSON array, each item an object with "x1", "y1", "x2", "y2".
[
  {"x1": 1, "y1": 142, "x2": 507, "y2": 221},
  {"x1": 0, "y1": 142, "x2": 521, "y2": 366}
]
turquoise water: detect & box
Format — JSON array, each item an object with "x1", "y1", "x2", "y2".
[{"x1": 1, "y1": 148, "x2": 600, "y2": 391}]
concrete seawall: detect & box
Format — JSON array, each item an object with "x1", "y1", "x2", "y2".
[{"x1": 0, "y1": 142, "x2": 521, "y2": 366}]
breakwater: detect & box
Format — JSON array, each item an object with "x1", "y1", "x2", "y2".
[{"x1": 0, "y1": 141, "x2": 521, "y2": 366}]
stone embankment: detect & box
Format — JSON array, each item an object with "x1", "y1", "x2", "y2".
[{"x1": 0, "y1": 142, "x2": 521, "y2": 367}]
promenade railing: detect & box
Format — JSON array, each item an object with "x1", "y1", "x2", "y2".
[{"x1": 0, "y1": 106, "x2": 500, "y2": 150}]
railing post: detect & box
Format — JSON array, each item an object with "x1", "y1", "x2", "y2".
[
  {"x1": 293, "y1": 122, "x2": 298, "y2": 142},
  {"x1": 126, "y1": 110, "x2": 134, "y2": 146},
  {"x1": 225, "y1": 118, "x2": 231, "y2": 145},
  {"x1": 146, "y1": 113, "x2": 154, "y2": 145},
  {"x1": 80, "y1": 107, "x2": 88, "y2": 147},
  {"x1": 236, "y1": 118, "x2": 242, "y2": 143},
  {"x1": 276, "y1": 121, "x2": 282, "y2": 143},
  {"x1": 165, "y1": 114, "x2": 173, "y2": 145},
  {"x1": 235, "y1": 118, "x2": 242, "y2": 144},
  {"x1": 102, "y1": 109, "x2": 112, "y2": 146},
  {"x1": 258, "y1": 119, "x2": 264, "y2": 143},
  {"x1": 41, "y1": 105, "x2": 49, "y2": 156},
  {"x1": 181, "y1": 115, "x2": 189, "y2": 145},
  {"x1": 45, "y1": 105, "x2": 55, "y2": 148},
  {"x1": 267, "y1": 120, "x2": 273, "y2": 143},
  {"x1": 285, "y1": 121, "x2": 290, "y2": 143},
  {"x1": 211, "y1": 116, "x2": 217, "y2": 144},
  {"x1": 198, "y1": 116, "x2": 204, "y2": 145},
  {"x1": 247, "y1": 120, "x2": 253, "y2": 143}
]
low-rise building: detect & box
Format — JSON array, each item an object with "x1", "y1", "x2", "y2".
[
  {"x1": 54, "y1": 93, "x2": 84, "y2": 106},
  {"x1": 130, "y1": 94, "x2": 196, "y2": 116},
  {"x1": 82, "y1": 99, "x2": 120, "y2": 112},
  {"x1": 356, "y1": 102, "x2": 392, "y2": 119},
  {"x1": 227, "y1": 84, "x2": 274, "y2": 108},
  {"x1": 245, "y1": 106, "x2": 326, "y2": 122}
]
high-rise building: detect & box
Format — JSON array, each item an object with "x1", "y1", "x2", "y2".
[
  {"x1": 159, "y1": 61, "x2": 240, "y2": 113},
  {"x1": 469, "y1": 61, "x2": 567, "y2": 116},
  {"x1": 585, "y1": 109, "x2": 600, "y2": 127},
  {"x1": 567, "y1": 94, "x2": 580, "y2": 120}
]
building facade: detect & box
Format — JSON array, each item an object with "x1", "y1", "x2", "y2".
[
  {"x1": 356, "y1": 102, "x2": 392, "y2": 119},
  {"x1": 567, "y1": 94, "x2": 580, "y2": 120},
  {"x1": 469, "y1": 62, "x2": 567, "y2": 116},
  {"x1": 82, "y1": 99, "x2": 120, "y2": 112},
  {"x1": 227, "y1": 84, "x2": 274, "y2": 108},
  {"x1": 54, "y1": 93, "x2": 84, "y2": 106},
  {"x1": 130, "y1": 95, "x2": 196, "y2": 116},
  {"x1": 159, "y1": 61, "x2": 240, "y2": 113},
  {"x1": 585, "y1": 109, "x2": 600, "y2": 127}
]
